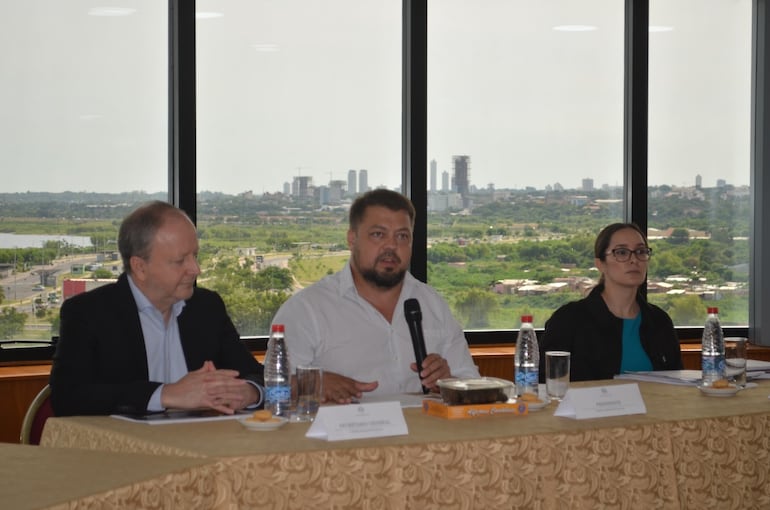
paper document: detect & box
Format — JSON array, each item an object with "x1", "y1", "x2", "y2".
[
  {"x1": 111, "y1": 409, "x2": 249, "y2": 425},
  {"x1": 747, "y1": 359, "x2": 770, "y2": 372},
  {"x1": 356, "y1": 392, "x2": 440, "y2": 408},
  {"x1": 615, "y1": 370, "x2": 702, "y2": 386}
]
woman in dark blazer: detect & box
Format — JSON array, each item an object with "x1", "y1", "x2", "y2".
[{"x1": 539, "y1": 223, "x2": 683, "y2": 382}]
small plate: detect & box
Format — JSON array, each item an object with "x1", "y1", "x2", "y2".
[
  {"x1": 521, "y1": 397, "x2": 551, "y2": 411},
  {"x1": 238, "y1": 416, "x2": 289, "y2": 431},
  {"x1": 697, "y1": 385, "x2": 740, "y2": 397}
]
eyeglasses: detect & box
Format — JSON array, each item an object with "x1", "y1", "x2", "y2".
[{"x1": 606, "y1": 247, "x2": 652, "y2": 262}]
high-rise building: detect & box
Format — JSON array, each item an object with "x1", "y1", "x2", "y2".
[
  {"x1": 696, "y1": 174, "x2": 703, "y2": 189},
  {"x1": 581, "y1": 178, "x2": 594, "y2": 192},
  {"x1": 292, "y1": 176, "x2": 313, "y2": 198},
  {"x1": 347, "y1": 169, "x2": 357, "y2": 195},
  {"x1": 318, "y1": 185, "x2": 330, "y2": 205},
  {"x1": 329, "y1": 180, "x2": 346, "y2": 202},
  {"x1": 283, "y1": 182, "x2": 291, "y2": 195},
  {"x1": 441, "y1": 171, "x2": 449, "y2": 191},
  {"x1": 359, "y1": 169, "x2": 368, "y2": 193},
  {"x1": 452, "y1": 155, "x2": 470, "y2": 206},
  {"x1": 430, "y1": 159, "x2": 437, "y2": 192}
]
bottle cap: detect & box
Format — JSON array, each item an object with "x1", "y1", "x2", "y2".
[
  {"x1": 271, "y1": 324, "x2": 285, "y2": 332},
  {"x1": 521, "y1": 315, "x2": 533, "y2": 323},
  {"x1": 707, "y1": 307, "x2": 719, "y2": 314}
]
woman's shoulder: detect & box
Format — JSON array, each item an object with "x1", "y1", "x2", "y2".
[
  {"x1": 641, "y1": 299, "x2": 675, "y2": 325},
  {"x1": 546, "y1": 295, "x2": 594, "y2": 324}
]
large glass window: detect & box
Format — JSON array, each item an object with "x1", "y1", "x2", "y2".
[
  {"x1": 195, "y1": 0, "x2": 402, "y2": 336},
  {"x1": 427, "y1": 1, "x2": 624, "y2": 330},
  {"x1": 0, "y1": 1, "x2": 167, "y2": 341},
  {"x1": 648, "y1": 0, "x2": 751, "y2": 327}
]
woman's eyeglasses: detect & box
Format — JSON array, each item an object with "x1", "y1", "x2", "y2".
[{"x1": 606, "y1": 247, "x2": 652, "y2": 262}]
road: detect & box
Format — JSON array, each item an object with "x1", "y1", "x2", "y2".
[{"x1": 0, "y1": 254, "x2": 101, "y2": 304}]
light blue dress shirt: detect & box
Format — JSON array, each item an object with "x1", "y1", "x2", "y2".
[{"x1": 127, "y1": 275, "x2": 187, "y2": 411}]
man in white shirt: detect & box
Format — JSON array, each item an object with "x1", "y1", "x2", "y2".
[{"x1": 272, "y1": 189, "x2": 479, "y2": 403}]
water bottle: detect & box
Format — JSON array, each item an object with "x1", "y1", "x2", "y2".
[
  {"x1": 701, "y1": 307, "x2": 725, "y2": 387},
  {"x1": 514, "y1": 315, "x2": 540, "y2": 397},
  {"x1": 264, "y1": 324, "x2": 291, "y2": 416}
]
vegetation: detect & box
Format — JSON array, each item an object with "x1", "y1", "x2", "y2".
[{"x1": 0, "y1": 185, "x2": 750, "y2": 337}]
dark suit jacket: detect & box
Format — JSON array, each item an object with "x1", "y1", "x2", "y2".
[
  {"x1": 50, "y1": 273, "x2": 264, "y2": 416},
  {"x1": 538, "y1": 285, "x2": 683, "y2": 382}
]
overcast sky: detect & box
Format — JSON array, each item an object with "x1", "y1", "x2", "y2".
[{"x1": 1, "y1": 0, "x2": 751, "y2": 195}]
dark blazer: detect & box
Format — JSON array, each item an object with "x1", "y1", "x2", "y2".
[
  {"x1": 50, "y1": 273, "x2": 264, "y2": 416},
  {"x1": 538, "y1": 285, "x2": 683, "y2": 382}
]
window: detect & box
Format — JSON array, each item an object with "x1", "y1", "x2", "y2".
[
  {"x1": 1, "y1": 2, "x2": 761, "y2": 351},
  {"x1": 0, "y1": 1, "x2": 167, "y2": 342},
  {"x1": 648, "y1": 0, "x2": 751, "y2": 327},
  {"x1": 427, "y1": 1, "x2": 624, "y2": 330},
  {"x1": 195, "y1": 0, "x2": 402, "y2": 336}
]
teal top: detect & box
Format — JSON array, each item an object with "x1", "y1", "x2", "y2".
[{"x1": 620, "y1": 314, "x2": 653, "y2": 372}]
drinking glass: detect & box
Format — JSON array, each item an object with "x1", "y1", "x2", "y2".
[
  {"x1": 724, "y1": 337, "x2": 747, "y2": 388},
  {"x1": 545, "y1": 351, "x2": 570, "y2": 401},
  {"x1": 294, "y1": 366, "x2": 322, "y2": 422}
]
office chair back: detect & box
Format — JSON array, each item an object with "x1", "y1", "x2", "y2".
[{"x1": 20, "y1": 384, "x2": 53, "y2": 445}]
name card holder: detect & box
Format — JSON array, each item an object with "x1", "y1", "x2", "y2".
[
  {"x1": 306, "y1": 401, "x2": 408, "y2": 441},
  {"x1": 554, "y1": 383, "x2": 646, "y2": 420}
]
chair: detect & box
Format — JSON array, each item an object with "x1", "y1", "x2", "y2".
[{"x1": 20, "y1": 384, "x2": 53, "y2": 445}]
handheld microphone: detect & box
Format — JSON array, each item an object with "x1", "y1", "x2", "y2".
[{"x1": 404, "y1": 298, "x2": 429, "y2": 394}]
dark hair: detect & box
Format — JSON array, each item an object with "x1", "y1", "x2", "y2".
[
  {"x1": 118, "y1": 201, "x2": 189, "y2": 274},
  {"x1": 594, "y1": 222, "x2": 648, "y2": 261},
  {"x1": 349, "y1": 189, "x2": 416, "y2": 231}
]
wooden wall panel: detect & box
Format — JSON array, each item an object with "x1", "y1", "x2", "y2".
[{"x1": 0, "y1": 365, "x2": 51, "y2": 444}]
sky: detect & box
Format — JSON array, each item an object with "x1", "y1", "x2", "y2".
[{"x1": 0, "y1": 0, "x2": 752, "y2": 195}]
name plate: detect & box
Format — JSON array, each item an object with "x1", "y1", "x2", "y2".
[
  {"x1": 306, "y1": 401, "x2": 408, "y2": 441},
  {"x1": 554, "y1": 383, "x2": 646, "y2": 420}
]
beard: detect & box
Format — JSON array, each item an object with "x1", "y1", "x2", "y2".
[
  {"x1": 360, "y1": 267, "x2": 406, "y2": 289},
  {"x1": 355, "y1": 250, "x2": 407, "y2": 289}
]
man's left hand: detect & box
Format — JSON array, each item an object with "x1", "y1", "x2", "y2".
[{"x1": 410, "y1": 353, "x2": 451, "y2": 391}]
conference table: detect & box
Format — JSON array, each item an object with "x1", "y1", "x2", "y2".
[
  {"x1": 38, "y1": 379, "x2": 770, "y2": 509},
  {"x1": 1, "y1": 443, "x2": 223, "y2": 510}
]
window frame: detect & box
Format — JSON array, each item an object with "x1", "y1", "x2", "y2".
[{"x1": 169, "y1": 0, "x2": 760, "y2": 346}]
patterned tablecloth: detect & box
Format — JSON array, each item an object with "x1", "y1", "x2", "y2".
[
  {"x1": 0, "y1": 443, "x2": 228, "y2": 510},
  {"x1": 39, "y1": 380, "x2": 770, "y2": 509}
]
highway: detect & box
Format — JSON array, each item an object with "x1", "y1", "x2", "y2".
[{"x1": 0, "y1": 254, "x2": 103, "y2": 305}]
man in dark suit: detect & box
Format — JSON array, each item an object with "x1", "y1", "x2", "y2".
[{"x1": 50, "y1": 201, "x2": 264, "y2": 416}]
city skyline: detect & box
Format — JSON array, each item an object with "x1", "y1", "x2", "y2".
[{"x1": 1, "y1": 1, "x2": 751, "y2": 195}]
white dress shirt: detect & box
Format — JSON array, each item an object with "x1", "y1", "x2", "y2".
[{"x1": 272, "y1": 262, "x2": 480, "y2": 395}]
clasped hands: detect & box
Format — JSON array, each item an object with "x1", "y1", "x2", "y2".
[
  {"x1": 161, "y1": 360, "x2": 258, "y2": 414},
  {"x1": 322, "y1": 353, "x2": 451, "y2": 404}
]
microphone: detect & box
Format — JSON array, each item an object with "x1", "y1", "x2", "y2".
[{"x1": 404, "y1": 298, "x2": 429, "y2": 394}]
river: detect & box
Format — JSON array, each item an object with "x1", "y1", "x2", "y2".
[{"x1": 0, "y1": 233, "x2": 93, "y2": 249}]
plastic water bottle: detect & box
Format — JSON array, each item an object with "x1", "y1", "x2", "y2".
[
  {"x1": 701, "y1": 307, "x2": 725, "y2": 387},
  {"x1": 514, "y1": 315, "x2": 540, "y2": 397},
  {"x1": 264, "y1": 324, "x2": 291, "y2": 416}
]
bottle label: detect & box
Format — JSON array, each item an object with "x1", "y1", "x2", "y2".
[
  {"x1": 515, "y1": 368, "x2": 539, "y2": 389},
  {"x1": 265, "y1": 385, "x2": 291, "y2": 403},
  {"x1": 702, "y1": 355, "x2": 725, "y2": 375}
]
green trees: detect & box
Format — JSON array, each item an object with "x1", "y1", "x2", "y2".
[
  {"x1": 667, "y1": 295, "x2": 708, "y2": 325},
  {"x1": 220, "y1": 288, "x2": 289, "y2": 336},
  {"x1": 92, "y1": 268, "x2": 114, "y2": 279},
  {"x1": 0, "y1": 308, "x2": 27, "y2": 339},
  {"x1": 454, "y1": 289, "x2": 499, "y2": 328}
]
